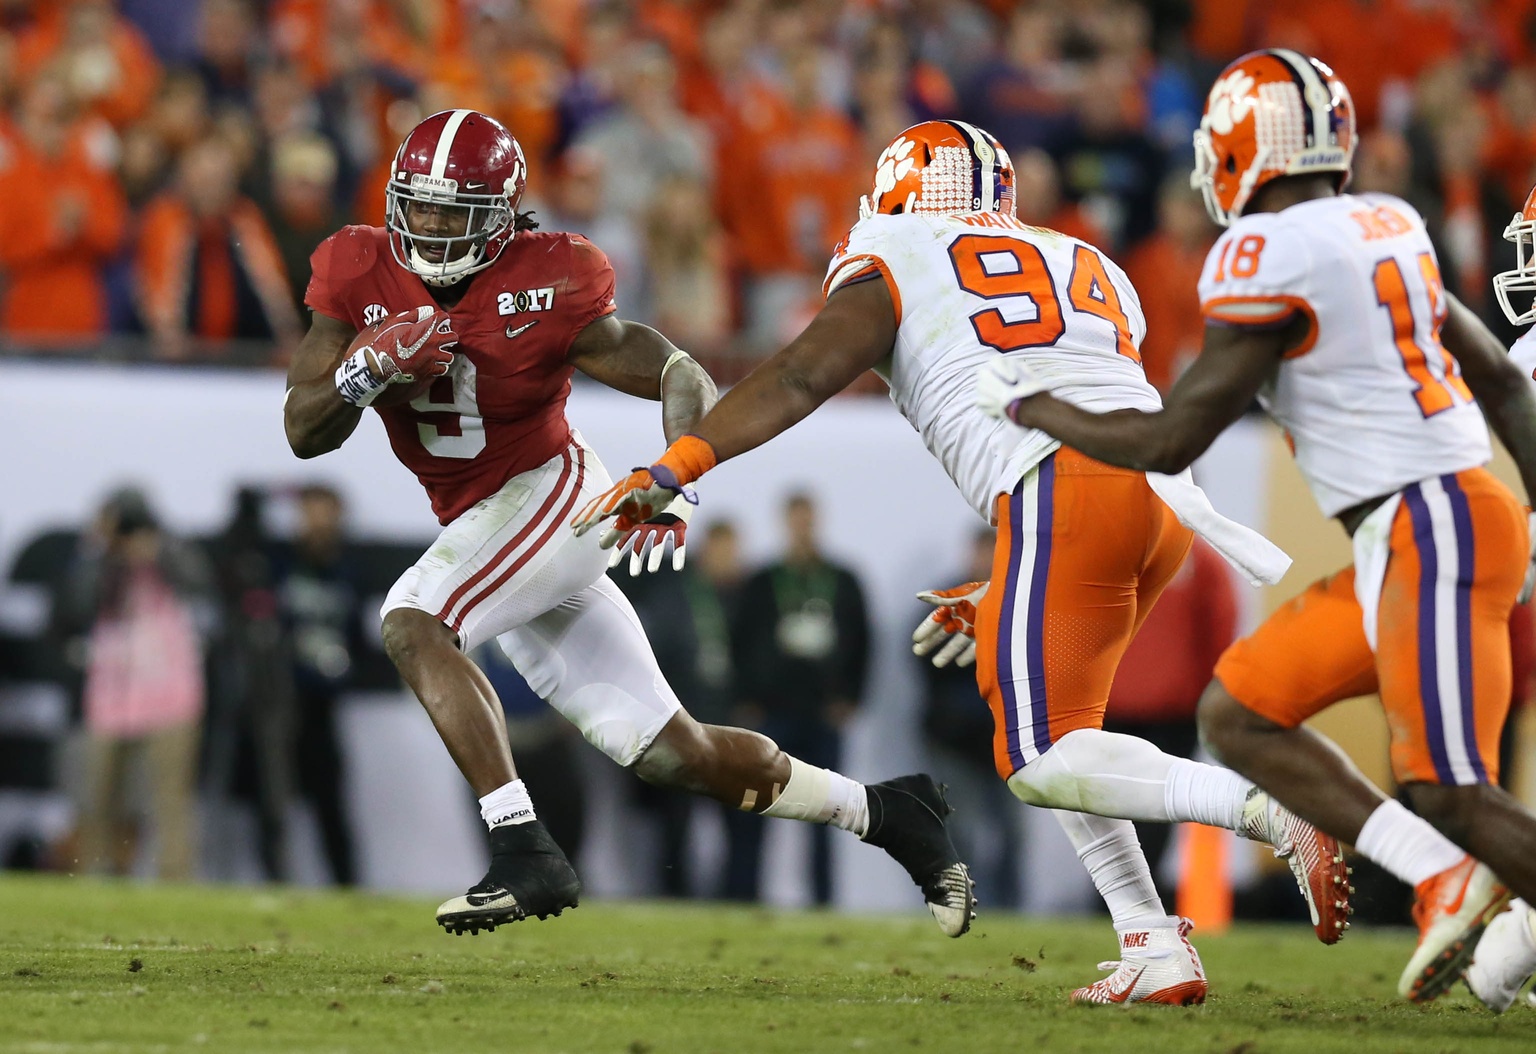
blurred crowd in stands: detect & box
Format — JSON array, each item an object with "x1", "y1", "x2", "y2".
[{"x1": 6, "y1": 0, "x2": 1536, "y2": 381}]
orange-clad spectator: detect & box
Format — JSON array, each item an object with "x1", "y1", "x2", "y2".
[
  {"x1": 680, "y1": 4, "x2": 792, "y2": 277},
  {"x1": 735, "y1": 44, "x2": 862, "y2": 347},
  {"x1": 14, "y1": 0, "x2": 160, "y2": 129},
  {"x1": 1012, "y1": 147, "x2": 1104, "y2": 248},
  {"x1": 1123, "y1": 177, "x2": 1218, "y2": 395},
  {"x1": 429, "y1": 4, "x2": 568, "y2": 190},
  {"x1": 1259, "y1": 0, "x2": 1460, "y2": 130},
  {"x1": 636, "y1": 0, "x2": 707, "y2": 69},
  {"x1": 757, "y1": 45, "x2": 863, "y2": 270},
  {"x1": 0, "y1": 73, "x2": 125, "y2": 340},
  {"x1": 1187, "y1": 0, "x2": 1259, "y2": 62},
  {"x1": 268, "y1": 0, "x2": 427, "y2": 87},
  {"x1": 136, "y1": 135, "x2": 300, "y2": 358}
]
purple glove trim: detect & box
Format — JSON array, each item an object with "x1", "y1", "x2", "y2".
[{"x1": 639, "y1": 464, "x2": 699, "y2": 505}]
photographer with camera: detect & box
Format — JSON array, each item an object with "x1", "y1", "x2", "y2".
[{"x1": 54, "y1": 486, "x2": 212, "y2": 879}]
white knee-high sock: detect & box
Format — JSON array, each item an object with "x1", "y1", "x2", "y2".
[
  {"x1": 1354, "y1": 799, "x2": 1466, "y2": 887},
  {"x1": 1054, "y1": 809, "x2": 1165, "y2": 929},
  {"x1": 1008, "y1": 728, "x2": 1252, "y2": 830},
  {"x1": 761, "y1": 756, "x2": 870, "y2": 836}
]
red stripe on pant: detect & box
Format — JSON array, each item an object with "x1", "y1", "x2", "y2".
[
  {"x1": 446, "y1": 446, "x2": 589, "y2": 635},
  {"x1": 435, "y1": 447, "x2": 576, "y2": 628}
]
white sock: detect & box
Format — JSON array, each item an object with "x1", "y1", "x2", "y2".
[
  {"x1": 1009, "y1": 728, "x2": 1251, "y2": 829},
  {"x1": 1054, "y1": 809, "x2": 1165, "y2": 929},
  {"x1": 1163, "y1": 757, "x2": 1251, "y2": 830},
  {"x1": 760, "y1": 756, "x2": 870, "y2": 836},
  {"x1": 1354, "y1": 799, "x2": 1466, "y2": 887},
  {"x1": 479, "y1": 779, "x2": 536, "y2": 830}
]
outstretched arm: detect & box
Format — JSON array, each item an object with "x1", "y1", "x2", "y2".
[
  {"x1": 570, "y1": 277, "x2": 897, "y2": 536},
  {"x1": 685, "y1": 277, "x2": 898, "y2": 463},
  {"x1": 568, "y1": 315, "x2": 718, "y2": 443},
  {"x1": 1002, "y1": 315, "x2": 1296, "y2": 475},
  {"x1": 1443, "y1": 291, "x2": 1536, "y2": 503},
  {"x1": 283, "y1": 312, "x2": 362, "y2": 459}
]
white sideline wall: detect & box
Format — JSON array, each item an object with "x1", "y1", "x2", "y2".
[{"x1": 0, "y1": 361, "x2": 1271, "y2": 911}]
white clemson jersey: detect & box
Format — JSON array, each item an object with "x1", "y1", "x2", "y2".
[
  {"x1": 1511, "y1": 327, "x2": 1536, "y2": 388},
  {"x1": 1197, "y1": 192, "x2": 1491, "y2": 518},
  {"x1": 824, "y1": 211, "x2": 1162, "y2": 520}
]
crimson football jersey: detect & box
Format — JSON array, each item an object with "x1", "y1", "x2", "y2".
[{"x1": 306, "y1": 226, "x2": 616, "y2": 524}]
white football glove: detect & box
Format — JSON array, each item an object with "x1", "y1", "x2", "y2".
[
  {"x1": 603, "y1": 492, "x2": 693, "y2": 576},
  {"x1": 912, "y1": 580, "x2": 988, "y2": 668},
  {"x1": 976, "y1": 357, "x2": 1048, "y2": 422},
  {"x1": 1520, "y1": 511, "x2": 1536, "y2": 604}
]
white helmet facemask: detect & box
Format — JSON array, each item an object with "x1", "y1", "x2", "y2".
[
  {"x1": 386, "y1": 176, "x2": 514, "y2": 287},
  {"x1": 1495, "y1": 212, "x2": 1536, "y2": 327}
]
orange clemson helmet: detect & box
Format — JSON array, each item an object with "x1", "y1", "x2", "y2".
[
  {"x1": 1191, "y1": 49, "x2": 1356, "y2": 228},
  {"x1": 860, "y1": 120, "x2": 1016, "y2": 220},
  {"x1": 1495, "y1": 186, "x2": 1536, "y2": 326}
]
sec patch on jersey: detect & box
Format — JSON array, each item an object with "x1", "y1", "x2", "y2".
[{"x1": 350, "y1": 305, "x2": 458, "y2": 407}]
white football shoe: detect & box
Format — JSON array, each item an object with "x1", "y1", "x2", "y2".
[
  {"x1": 1070, "y1": 916, "x2": 1208, "y2": 1006},
  {"x1": 1399, "y1": 855, "x2": 1511, "y2": 1002},
  {"x1": 1239, "y1": 788, "x2": 1352, "y2": 944},
  {"x1": 1466, "y1": 899, "x2": 1536, "y2": 1012}
]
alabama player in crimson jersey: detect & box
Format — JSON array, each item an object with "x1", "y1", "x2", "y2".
[
  {"x1": 985, "y1": 50, "x2": 1536, "y2": 1002},
  {"x1": 573, "y1": 118, "x2": 1350, "y2": 1006},
  {"x1": 282, "y1": 109, "x2": 976, "y2": 937}
]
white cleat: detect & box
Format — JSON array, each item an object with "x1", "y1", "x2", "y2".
[
  {"x1": 1239, "y1": 789, "x2": 1352, "y2": 944},
  {"x1": 1466, "y1": 898, "x2": 1536, "y2": 1012},
  {"x1": 1400, "y1": 855, "x2": 1511, "y2": 1002},
  {"x1": 1070, "y1": 916, "x2": 1208, "y2": 1006}
]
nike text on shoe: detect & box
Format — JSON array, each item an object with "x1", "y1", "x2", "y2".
[
  {"x1": 1239, "y1": 788, "x2": 1352, "y2": 944},
  {"x1": 1400, "y1": 856, "x2": 1512, "y2": 1002},
  {"x1": 435, "y1": 820, "x2": 582, "y2": 935},
  {"x1": 1465, "y1": 900, "x2": 1536, "y2": 1012},
  {"x1": 861, "y1": 774, "x2": 976, "y2": 937},
  {"x1": 1070, "y1": 916, "x2": 1208, "y2": 1006}
]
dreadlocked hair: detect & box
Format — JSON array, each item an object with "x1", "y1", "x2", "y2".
[{"x1": 513, "y1": 210, "x2": 540, "y2": 232}]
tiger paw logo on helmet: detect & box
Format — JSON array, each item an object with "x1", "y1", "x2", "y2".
[
  {"x1": 1190, "y1": 49, "x2": 1355, "y2": 229},
  {"x1": 1204, "y1": 70, "x2": 1257, "y2": 136},
  {"x1": 872, "y1": 136, "x2": 918, "y2": 205},
  {"x1": 859, "y1": 121, "x2": 1016, "y2": 220}
]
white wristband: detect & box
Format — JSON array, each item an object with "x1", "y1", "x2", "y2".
[{"x1": 335, "y1": 348, "x2": 387, "y2": 407}]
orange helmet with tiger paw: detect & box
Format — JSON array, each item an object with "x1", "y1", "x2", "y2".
[
  {"x1": 1191, "y1": 49, "x2": 1355, "y2": 228},
  {"x1": 860, "y1": 120, "x2": 1016, "y2": 220}
]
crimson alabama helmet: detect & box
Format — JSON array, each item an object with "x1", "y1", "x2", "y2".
[{"x1": 386, "y1": 109, "x2": 528, "y2": 286}]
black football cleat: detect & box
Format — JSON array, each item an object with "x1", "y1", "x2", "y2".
[
  {"x1": 435, "y1": 820, "x2": 582, "y2": 935},
  {"x1": 862, "y1": 773, "x2": 976, "y2": 937}
]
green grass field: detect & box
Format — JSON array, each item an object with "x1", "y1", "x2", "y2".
[{"x1": 0, "y1": 874, "x2": 1527, "y2": 1054}]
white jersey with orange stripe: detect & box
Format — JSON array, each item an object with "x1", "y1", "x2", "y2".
[
  {"x1": 1196, "y1": 192, "x2": 1491, "y2": 518},
  {"x1": 824, "y1": 211, "x2": 1162, "y2": 521}
]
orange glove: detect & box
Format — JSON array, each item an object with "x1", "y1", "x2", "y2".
[
  {"x1": 571, "y1": 434, "x2": 717, "y2": 546},
  {"x1": 911, "y1": 580, "x2": 987, "y2": 668}
]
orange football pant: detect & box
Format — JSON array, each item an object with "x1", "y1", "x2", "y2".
[
  {"x1": 975, "y1": 447, "x2": 1194, "y2": 779},
  {"x1": 1216, "y1": 467, "x2": 1526, "y2": 786}
]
